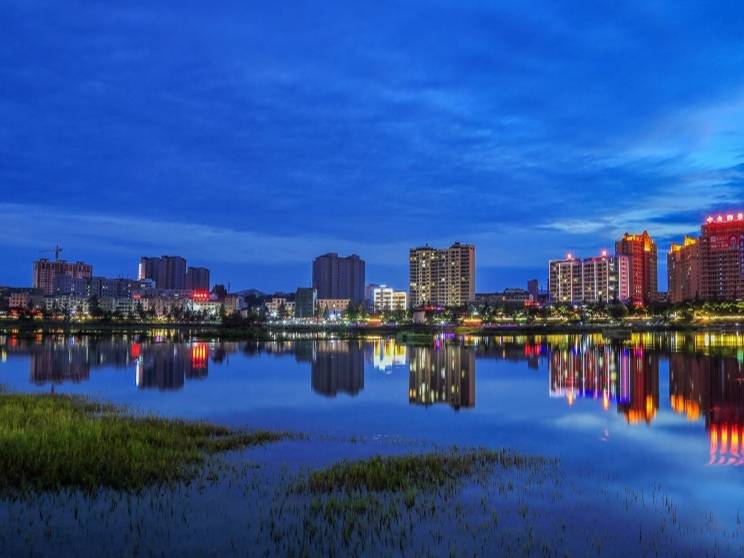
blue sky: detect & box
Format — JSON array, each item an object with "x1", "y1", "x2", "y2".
[{"x1": 2, "y1": 1, "x2": 744, "y2": 292}]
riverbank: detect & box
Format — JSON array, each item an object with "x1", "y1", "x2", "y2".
[{"x1": 2, "y1": 319, "x2": 741, "y2": 347}]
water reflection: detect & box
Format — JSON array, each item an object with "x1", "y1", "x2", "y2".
[
  {"x1": 6, "y1": 332, "x2": 744, "y2": 464},
  {"x1": 311, "y1": 340, "x2": 364, "y2": 397},
  {"x1": 670, "y1": 353, "x2": 744, "y2": 466},
  {"x1": 408, "y1": 344, "x2": 475, "y2": 410},
  {"x1": 549, "y1": 343, "x2": 659, "y2": 424}
]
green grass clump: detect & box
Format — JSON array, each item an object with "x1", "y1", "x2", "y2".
[
  {"x1": 0, "y1": 392, "x2": 288, "y2": 493},
  {"x1": 304, "y1": 448, "x2": 546, "y2": 494}
]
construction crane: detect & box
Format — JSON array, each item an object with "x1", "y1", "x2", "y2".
[{"x1": 39, "y1": 243, "x2": 63, "y2": 261}]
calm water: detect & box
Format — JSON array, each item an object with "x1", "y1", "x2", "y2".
[{"x1": 3, "y1": 330, "x2": 744, "y2": 526}]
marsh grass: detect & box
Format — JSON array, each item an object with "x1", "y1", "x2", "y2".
[
  {"x1": 0, "y1": 392, "x2": 289, "y2": 493},
  {"x1": 271, "y1": 448, "x2": 554, "y2": 552},
  {"x1": 303, "y1": 448, "x2": 548, "y2": 494}
]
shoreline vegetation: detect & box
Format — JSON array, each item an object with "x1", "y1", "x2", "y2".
[
  {"x1": 0, "y1": 391, "x2": 290, "y2": 494},
  {"x1": 1, "y1": 319, "x2": 743, "y2": 341}
]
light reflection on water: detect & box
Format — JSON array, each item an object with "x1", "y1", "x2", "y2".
[{"x1": 3, "y1": 331, "x2": 744, "y2": 473}]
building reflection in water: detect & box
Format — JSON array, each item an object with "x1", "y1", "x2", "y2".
[
  {"x1": 136, "y1": 342, "x2": 213, "y2": 390},
  {"x1": 549, "y1": 340, "x2": 659, "y2": 425},
  {"x1": 0, "y1": 335, "x2": 238, "y2": 391},
  {"x1": 408, "y1": 343, "x2": 475, "y2": 410},
  {"x1": 311, "y1": 340, "x2": 364, "y2": 397},
  {"x1": 370, "y1": 338, "x2": 407, "y2": 373},
  {"x1": 670, "y1": 352, "x2": 744, "y2": 466}
]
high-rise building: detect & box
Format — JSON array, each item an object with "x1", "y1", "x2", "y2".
[
  {"x1": 667, "y1": 236, "x2": 700, "y2": 303},
  {"x1": 549, "y1": 251, "x2": 630, "y2": 304},
  {"x1": 582, "y1": 252, "x2": 630, "y2": 303},
  {"x1": 408, "y1": 242, "x2": 475, "y2": 308},
  {"x1": 138, "y1": 256, "x2": 188, "y2": 290},
  {"x1": 699, "y1": 213, "x2": 744, "y2": 301},
  {"x1": 312, "y1": 253, "x2": 365, "y2": 304},
  {"x1": 138, "y1": 257, "x2": 160, "y2": 283},
  {"x1": 527, "y1": 279, "x2": 539, "y2": 298},
  {"x1": 33, "y1": 259, "x2": 93, "y2": 295},
  {"x1": 186, "y1": 267, "x2": 210, "y2": 291},
  {"x1": 408, "y1": 246, "x2": 436, "y2": 308},
  {"x1": 615, "y1": 231, "x2": 657, "y2": 304},
  {"x1": 548, "y1": 254, "x2": 583, "y2": 304}
]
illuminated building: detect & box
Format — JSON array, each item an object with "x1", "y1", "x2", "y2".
[
  {"x1": 372, "y1": 285, "x2": 407, "y2": 312},
  {"x1": 33, "y1": 258, "x2": 93, "y2": 296},
  {"x1": 409, "y1": 242, "x2": 475, "y2": 308},
  {"x1": 699, "y1": 212, "x2": 744, "y2": 300},
  {"x1": 615, "y1": 231, "x2": 658, "y2": 304},
  {"x1": 548, "y1": 254, "x2": 582, "y2": 303},
  {"x1": 8, "y1": 291, "x2": 42, "y2": 310},
  {"x1": 312, "y1": 253, "x2": 366, "y2": 304},
  {"x1": 264, "y1": 297, "x2": 294, "y2": 318},
  {"x1": 582, "y1": 252, "x2": 630, "y2": 303},
  {"x1": 317, "y1": 298, "x2": 349, "y2": 317},
  {"x1": 408, "y1": 344, "x2": 475, "y2": 410},
  {"x1": 186, "y1": 266, "x2": 210, "y2": 291},
  {"x1": 89, "y1": 277, "x2": 156, "y2": 299},
  {"x1": 667, "y1": 236, "x2": 700, "y2": 303},
  {"x1": 548, "y1": 252, "x2": 629, "y2": 304},
  {"x1": 189, "y1": 292, "x2": 223, "y2": 318}
]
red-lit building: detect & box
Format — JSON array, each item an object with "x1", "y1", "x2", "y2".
[
  {"x1": 615, "y1": 231, "x2": 657, "y2": 305},
  {"x1": 669, "y1": 213, "x2": 744, "y2": 302},
  {"x1": 699, "y1": 213, "x2": 744, "y2": 301}
]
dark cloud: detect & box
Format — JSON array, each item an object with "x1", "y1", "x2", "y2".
[{"x1": 2, "y1": 0, "x2": 744, "y2": 290}]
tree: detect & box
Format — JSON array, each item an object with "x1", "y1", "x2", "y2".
[
  {"x1": 608, "y1": 303, "x2": 629, "y2": 321},
  {"x1": 211, "y1": 284, "x2": 228, "y2": 300},
  {"x1": 88, "y1": 295, "x2": 103, "y2": 319}
]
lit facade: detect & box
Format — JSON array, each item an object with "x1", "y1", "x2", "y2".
[
  {"x1": 615, "y1": 231, "x2": 658, "y2": 304},
  {"x1": 549, "y1": 252, "x2": 630, "y2": 304},
  {"x1": 667, "y1": 236, "x2": 700, "y2": 303},
  {"x1": 408, "y1": 242, "x2": 475, "y2": 308},
  {"x1": 372, "y1": 286, "x2": 407, "y2": 313},
  {"x1": 699, "y1": 213, "x2": 744, "y2": 300},
  {"x1": 317, "y1": 298, "x2": 350, "y2": 316}
]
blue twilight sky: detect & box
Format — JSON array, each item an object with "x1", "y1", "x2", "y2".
[{"x1": 2, "y1": 1, "x2": 744, "y2": 293}]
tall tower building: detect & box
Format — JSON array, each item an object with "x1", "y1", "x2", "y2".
[
  {"x1": 667, "y1": 236, "x2": 700, "y2": 303},
  {"x1": 549, "y1": 252, "x2": 630, "y2": 304},
  {"x1": 699, "y1": 213, "x2": 744, "y2": 300},
  {"x1": 312, "y1": 253, "x2": 365, "y2": 304},
  {"x1": 548, "y1": 254, "x2": 583, "y2": 304},
  {"x1": 408, "y1": 242, "x2": 475, "y2": 308},
  {"x1": 615, "y1": 231, "x2": 658, "y2": 305},
  {"x1": 138, "y1": 257, "x2": 160, "y2": 283},
  {"x1": 138, "y1": 256, "x2": 188, "y2": 290},
  {"x1": 186, "y1": 267, "x2": 210, "y2": 291}
]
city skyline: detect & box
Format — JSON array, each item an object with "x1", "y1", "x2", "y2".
[{"x1": 3, "y1": 2, "x2": 744, "y2": 291}]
